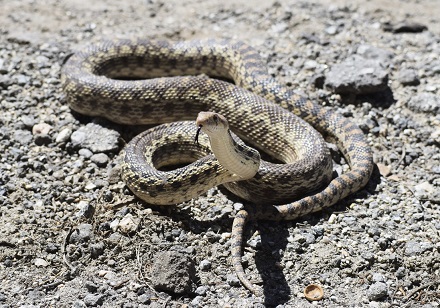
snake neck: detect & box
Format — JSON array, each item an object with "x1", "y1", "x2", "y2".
[{"x1": 208, "y1": 130, "x2": 260, "y2": 180}]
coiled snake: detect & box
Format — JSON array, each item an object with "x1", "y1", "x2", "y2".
[{"x1": 61, "y1": 39, "x2": 373, "y2": 295}]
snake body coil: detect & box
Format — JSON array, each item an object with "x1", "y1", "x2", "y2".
[{"x1": 61, "y1": 39, "x2": 374, "y2": 294}]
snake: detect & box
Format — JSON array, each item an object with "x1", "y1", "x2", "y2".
[{"x1": 61, "y1": 38, "x2": 374, "y2": 295}]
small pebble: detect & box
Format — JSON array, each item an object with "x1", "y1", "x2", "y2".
[
  {"x1": 84, "y1": 281, "x2": 99, "y2": 293},
  {"x1": 45, "y1": 243, "x2": 58, "y2": 253},
  {"x1": 404, "y1": 241, "x2": 434, "y2": 256},
  {"x1": 407, "y1": 93, "x2": 440, "y2": 114},
  {"x1": 397, "y1": 69, "x2": 419, "y2": 86},
  {"x1": 70, "y1": 123, "x2": 120, "y2": 153},
  {"x1": 21, "y1": 115, "x2": 37, "y2": 128},
  {"x1": 78, "y1": 148, "x2": 93, "y2": 159},
  {"x1": 32, "y1": 123, "x2": 52, "y2": 135},
  {"x1": 75, "y1": 201, "x2": 95, "y2": 219},
  {"x1": 34, "y1": 258, "x2": 49, "y2": 267},
  {"x1": 4, "y1": 259, "x2": 13, "y2": 267},
  {"x1": 56, "y1": 127, "x2": 72, "y2": 143},
  {"x1": 107, "y1": 259, "x2": 116, "y2": 267},
  {"x1": 69, "y1": 224, "x2": 93, "y2": 243},
  {"x1": 138, "y1": 294, "x2": 151, "y2": 304},
  {"x1": 118, "y1": 213, "x2": 140, "y2": 234},
  {"x1": 199, "y1": 259, "x2": 211, "y2": 271},
  {"x1": 91, "y1": 153, "x2": 109, "y2": 167},
  {"x1": 195, "y1": 286, "x2": 208, "y2": 296},
  {"x1": 367, "y1": 282, "x2": 388, "y2": 301},
  {"x1": 72, "y1": 300, "x2": 87, "y2": 308},
  {"x1": 90, "y1": 242, "x2": 105, "y2": 258},
  {"x1": 226, "y1": 274, "x2": 241, "y2": 287},
  {"x1": 191, "y1": 296, "x2": 204, "y2": 307},
  {"x1": 83, "y1": 294, "x2": 104, "y2": 307}
]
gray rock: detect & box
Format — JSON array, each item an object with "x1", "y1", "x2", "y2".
[
  {"x1": 27, "y1": 289, "x2": 45, "y2": 300},
  {"x1": 78, "y1": 148, "x2": 93, "y2": 159},
  {"x1": 413, "y1": 181, "x2": 435, "y2": 200},
  {"x1": 149, "y1": 251, "x2": 196, "y2": 294},
  {"x1": 0, "y1": 75, "x2": 11, "y2": 88},
  {"x1": 71, "y1": 123, "x2": 119, "y2": 153},
  {"x1": 90, "y1": 241, "x2": 105, "y2": 258},
  {"x1": 4, "y1": 259, "x2": 13, "y2": 267},
  {"x1": 70, "y1": 128, "x2": 85, "y2": 141},
  {"x1": 69, "y1": 224, "x2": 94, "y2": 244},
  {"x1": 367, "y1": 282, "x2": 388, "y2": 301},
  {"x1": 91, "y1": 153, "x2": 109, "y2": 167},
  {"x1": 15, "y1": 74, "x2": 30, "y2": 86},
  {"x1": 396, "y1": 267, "x2": 406, "y2": 279},
  {"x1": 325, "y1": 25, "x2": 339, "y2": 35},
  {"x1": 35, "y1": 55, "x2": 50, "y2": 68},
  {"x1": 407, "y1": 93, "x2": 440, "y2": 114},
  {"x1": 94, "y1": 179, "x2": 108, "y2": 188},
  {"x1": 106, "y1": 232, "x2": 123, "y2": 247},
  {"x1": 301, "y1": 232, "x2": 316, "y2": 245},
  {"x1": 325, "y1": 55, "x2": 388, "y2": 94},
  {"x1": 117, "y1": 213, "x2": 140, "y2": 234},
  {"x1": 191, "y1": 296, "x2": 204, "y2": 307},
  {"x1": 76, "y1": 200, "x2": 95, "y2": 218},
  {"x1": 21, "y1": 115, "x2": 37, "y2": 128},
  {"x1": 13, "y1": 130, "x2": 33, "y2": 145},
  {"x1": 84, "y1": 281, "x2": 99, "y2": 293},
  {"x1": 398, "y1": 69, "x2": 420, "y2": 86},
  {"x1": 56, "y1": 128, "x2": 72, "y2": 143},
  {"x1": 248, "y1": 234, "x2": 262, "y2": 249},
  {"x1": 45, "y1": 243, "x2": 58, "y2": 253},
  {"x1": 226, "y1": 273, "x2": 241, "y2": 287},
  {"x1": 361, "y1": 251, "x2": 375, "y2": 263},
  {"x1": 7, "y1": 33, "x2": 34, "y2": 44},
  {"x1": 404, "y1": 241, "x2": 434, "y2": 256},
  {"x1": 73, "y1": 300, "x2": 87, "y2": 308},
  {"x1": 199, "y1": 259, "x2": 211, "y2": 271},
  {"x1": 83, "y1": 293, "x2": 104, "y2": 306},
  {"x1": 32, "y1": 123, "x2": 52, "y2": 135},
  {"x1": 195, "y1": 285, "x2": 208, "y2": 296},
  {"x1": 138, "y1": 293, "x2": 151, "y2": 304}
]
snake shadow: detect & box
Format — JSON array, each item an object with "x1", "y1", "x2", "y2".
[
  {"x1": 339, "y1": 87, "x2": 396, "y2": 108},
  {"x1": 219, "y1": 164, "x2": 381, "y2": 306}
]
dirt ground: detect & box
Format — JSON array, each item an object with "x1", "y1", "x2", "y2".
[{"x1": 1, "y1": 0, "x2": 439, "y2": 307}]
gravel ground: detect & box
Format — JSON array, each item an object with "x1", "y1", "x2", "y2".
[{"x1": 1, "y1": 0, "x2": 439, "y2": 307}]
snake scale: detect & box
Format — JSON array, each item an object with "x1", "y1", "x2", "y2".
[{"x1": 61, "y1": 39, "x2": 374, "y2": 294}]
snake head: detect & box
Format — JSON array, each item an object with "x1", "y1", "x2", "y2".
[
  {"x1": 195, "y1": 111, "x2": 229, "y2": 143},
  {"x1": 195, "y1": 111, "x2": 260, "y2": 180}
]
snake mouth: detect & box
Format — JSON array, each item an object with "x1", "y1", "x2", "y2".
[{"x1": 194, "y1": 125, "x2": 203, "y2": 144}]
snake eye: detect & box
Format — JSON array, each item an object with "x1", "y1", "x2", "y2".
[{"x1": 213, "y1": 114, "x2": 219, "y2": 122}]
